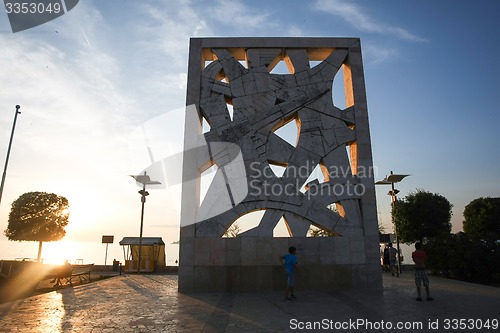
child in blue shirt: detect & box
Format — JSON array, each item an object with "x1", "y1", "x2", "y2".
[{"x1": 280, "y1": 246, "x2": 298, "y2": 301}]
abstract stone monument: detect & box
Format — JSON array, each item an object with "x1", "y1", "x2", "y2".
[{"x1": 179, "y1": 38, "x2": 381, "y2": 292}]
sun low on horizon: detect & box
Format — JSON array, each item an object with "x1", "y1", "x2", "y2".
[{"x1": 39, "y1": 239, "x2": 80, "y2": 265}]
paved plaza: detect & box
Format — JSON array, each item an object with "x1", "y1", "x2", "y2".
[{"x1": 0, "y1": 272, "x2": 499, "y2": 332}]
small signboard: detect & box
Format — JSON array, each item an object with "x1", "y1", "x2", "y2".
[
  {"x1": 102, "y1": 235, "x2": 114, "y2": 244},
  {"x1": 102, "y1": 235, "x2": 114, "y2": 265}
]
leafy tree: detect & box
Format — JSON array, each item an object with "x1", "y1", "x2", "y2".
[
  {"x1": 392, "y1": 189, "x2": 452, "y2": 244},
  {"x1": 307, "y1": 203, "x2": 339, "y2": 237},
  {"x1": 223, "y1": 222, "x2": 241, "y2": 238},
  {"x1": 308, "y1": 225, "x2": 335, "y2": 237},
  {"x1": 463, "y1": 197, "x2": 500, "y2": 243},
  {"x1": 426, "y1": 232, "x2": 500, "y2": 284},
  {"x1": 4, "y1": 191, "x2": 70, "y2": 262}
]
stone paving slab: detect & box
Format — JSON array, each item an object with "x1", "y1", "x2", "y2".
[{"x1": 0, "y1": 272, "x2": 499, "y2": 332}]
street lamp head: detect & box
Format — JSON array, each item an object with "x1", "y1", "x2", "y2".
[
  {"x1": 375, "y1": 173, "x2": 411, "y2": 185},
  {"x1": 388, "y1": 189, "x2": 400, "y2": 196},
  {"x1": 130, "y1": 174, "x2": 151, "y2": 183},
  {"x1": 129, "y1": 174, "x2": 162, "y2": 185},
  {"x1": 386, "y1": 173, "x2": 410, "y2": 183}
]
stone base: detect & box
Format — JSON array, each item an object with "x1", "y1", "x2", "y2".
[
  {"x1": 179, "y1": 264, "x2": 382, "y2": 292},
  {"x1": 178, "y1": 237, "x2": 382, "y2": 292}
]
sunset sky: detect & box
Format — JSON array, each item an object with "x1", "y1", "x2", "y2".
[{"x1": 1, "y1": 0, "x2": 499, "y2": 261}]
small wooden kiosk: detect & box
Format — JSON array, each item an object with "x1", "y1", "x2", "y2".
[{"x1": 119, "y1": 237, "x2": 166, "y2": 273}]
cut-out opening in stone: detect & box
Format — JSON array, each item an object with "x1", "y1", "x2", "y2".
[
  {"x1": 319, "y1": 160, "x2": 332, "y2": 182},
  {"x1": 201, "y1": 116, "x2": 210, "y2": 134},
  {"x1": 216, "y1": 68, "x2": 227, "y2": 82},
  {"x1": 333, "y1": 202, "x2": 346, "y2": 218},
  {"x1": 333, "y1": 65, "x2": 346, "y2": 110},
  {"x1": 345, "y1": 144, "x2": 353, "y2": 172},
  {"x1": 269, "y1": 162, "x2": 286, "y2": 178},
  {"x1": 309, "y1": 60, "x2": 321, "y2": 68},
  {"x1": 306, "y1": 225, "x2": 334, "y2": 237},
  {"x1": 327, "y1": 202, "x2": 339, "y2": 213},
  {"x1": 227, "y1": 103, "x2": 234, "y2": 121},
  {"x1": 199, "y1": 164, "x2": 217, "y2": 206},
  {"x1": 300, "y1": 163, "x2": 326, "y2": 193},
  {"x1": 273, "y1": 216, "x2": 291, "y2": 237},
  {"x1": 222, "y1": 222, "x2": 241, "y2": 238},
  {"x1": 225, "y1": 210, "x2": 265, "y2": 236},
  {"x1": 274, "y1": 118, "x2": 299, "y2": 148},
  {"x1": 308, "y1": 48, "x2": 333, "y2": 62},
  {"x1": 269, "y1": 60, "x2": 291, "y2": 74}
]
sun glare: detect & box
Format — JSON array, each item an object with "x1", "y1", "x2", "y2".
[
  {"x1": 60, "y1": 208, "x2": 70, "y2": 216},
  {"x1": 42, "y1": 240, "x2": 80, "y2": 265}
]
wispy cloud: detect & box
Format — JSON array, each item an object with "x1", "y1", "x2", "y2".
[
  {"x1": 139, "y1": 1, "x2": 213, "y2": 68},
  {"x1": 0, "y1": 2, "x2": 172, "y2": 241},
  {"x1": 314, "y1": 0, "x2": 427, "y2": 42},
  {"x1": 207, "y1": 0, "x2": 271, "y2": 29},
  {"x1": 362, "y1": 44, "x2": 399, "y2": 64}
]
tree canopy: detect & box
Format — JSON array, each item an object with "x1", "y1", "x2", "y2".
[
  {"x1": 4, "y1": 191, "x2": 69, "y2": 242},
  {"x1": 223, "y1": 222, "x2": 241, "y2": 238},
  {"x1": 393, "y1": 189, "x2": 452, "y2": 244},
  {"x1": 463, "y1": 197, "x2": 500, "y2": 242}
]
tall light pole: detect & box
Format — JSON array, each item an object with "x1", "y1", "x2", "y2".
[
  {"x1": 0, "y1": 105, "x2": 21, "y2": 208},
  {"x1": 376, "y1": 171, "x2": 410, "y2": 275},
  {"x1": 130, "y1": 171, "x2": 161, "y2": 273}
]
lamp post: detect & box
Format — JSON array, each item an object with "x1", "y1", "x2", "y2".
[
  {"x1": 0, "y1": 105, "x2": 21, "y2": 208},
  {"x1": 130, "y1": 171, "x2": 161, "y2": 273},
  {"x1": 376, "y1": 171, "x2": 410, "y2": 275}
]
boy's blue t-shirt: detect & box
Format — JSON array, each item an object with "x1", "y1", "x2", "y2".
[{"x1": 282, "y1": 253, "x2": 297, "y2": 274}]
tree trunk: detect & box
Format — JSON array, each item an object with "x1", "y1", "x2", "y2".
[{"x1": 37, "y1": 241, "x2": 43, "y2": 262}]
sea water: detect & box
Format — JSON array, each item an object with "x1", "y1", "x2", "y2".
[{"x1": 0, "y1": 238, "x2": 179, "y2": 266}]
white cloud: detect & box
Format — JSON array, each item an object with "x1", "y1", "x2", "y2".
[
  {"x1": 138, "y1": 2, "x2": 213, "y2": 68},
  {"x1": 0, "y1": 4, "x2": 151, "y2": 240},
  {"x1": 362, "y1": 44, "x2": 399, "y2": 64},
  {"x1": 207, "y1": 0, "x2": 271, "y2": 29},
  {"x1": 314, "y1": 0, "x2": 427, "y2": 42},
  {"x1": 0, "y1": 0, "x2": 220, "y2": 245},
  {"x1": 287, "y1": 25, "x2": 305, "y2": 37}
]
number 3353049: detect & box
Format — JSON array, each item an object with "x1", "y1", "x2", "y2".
[{"x1": 5, "y1": 2, "x2": 62, "y2": 14}]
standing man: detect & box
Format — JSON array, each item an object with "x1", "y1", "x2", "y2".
[
  {"x1": 280, "y1": 246, "x2": 298, "y2": 301},
  {"x1": 388, "y1": 243, "x2": 399, "y2": 277},
  {"x1": 383, "y1": 244, "x2": 390, "y2": 272},
  {"x1": 412, "y1": 242, "x2": 433, "y2": 301}
]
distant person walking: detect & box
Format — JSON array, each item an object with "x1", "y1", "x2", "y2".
[
  {"x1": 280, "y1": 246, "x2": 298, "y2": 301},
  {"x1": 383, "y1": 244, "x2": 390, "y2": 272},
  {"x1": 412, "y1": 242, "x2": 433, "y2": 301},
  {"x1": 388, "y1": 243, "x2": 399, "y2": 277}
]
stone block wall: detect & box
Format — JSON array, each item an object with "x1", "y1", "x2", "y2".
[{"x1": 179, "y1": 236, "x2": 381, "y2": 291}]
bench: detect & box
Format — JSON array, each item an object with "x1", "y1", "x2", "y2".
[
  {"x1": 57, "y1": 264, "x2": 94, "y2": 286},
  {"x1": 68, "y1": 264, "x2": 94, "y2": 285}
]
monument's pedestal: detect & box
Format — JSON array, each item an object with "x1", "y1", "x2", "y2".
[{"x1": 179, "y1": 236, "x2": 382, "y2": 292}]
